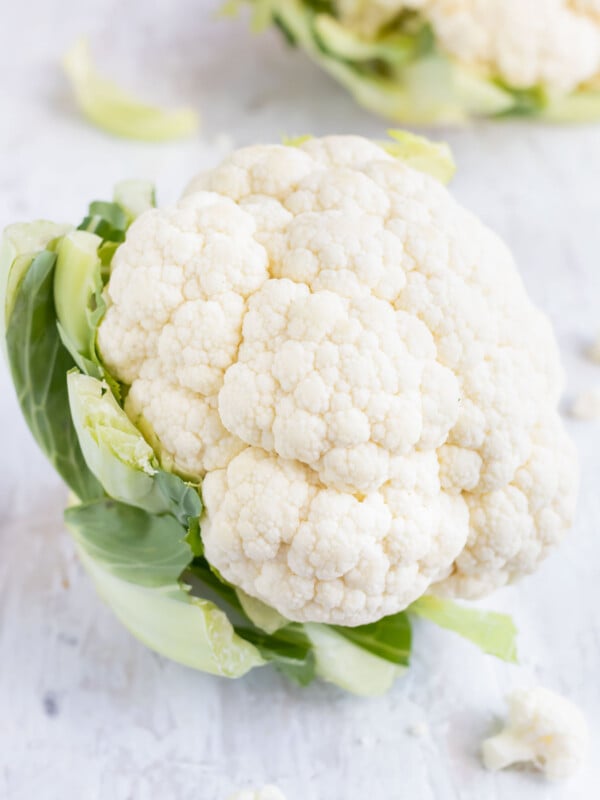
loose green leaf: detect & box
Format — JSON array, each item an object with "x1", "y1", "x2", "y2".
[
  {"x1": 382, "y1": 129, "x2": 456, "y2": 184},
  {"x1": 333, "y1": 611, "x2": 411, "y2": 667},
  {"x1": 66, "y1": 499, "x2": 264, "y2": 676},
  {"x1": 6, "y1": 250, "x2": 103, "y2": 501},
  {"x1": 63, "y1": 39, "x2": 200, "y2": 142},
  {"x1": 410, "y1": 595, "x2": 518, "y2": 663}
]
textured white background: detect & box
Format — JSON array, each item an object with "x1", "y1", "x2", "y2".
[{"x1": 1, "y1": 1, "x2": 600, "y2": 798}]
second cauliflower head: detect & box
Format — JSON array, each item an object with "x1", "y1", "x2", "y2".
[
  {"x1": 337, "y1": 0, "x2": 600, "y2": 95},
  {"x1": 97, "y1": 135, "x2": 577, "y2": 626},
  {"x1": 249, "y1": 0, "x2": 600, "y2": 123}
]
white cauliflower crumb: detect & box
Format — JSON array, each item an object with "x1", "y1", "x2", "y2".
[
  {"x1": 336, "y1": 0, "x2": 600, "y2": 94},
  {"x1": 481, "y1": 687, "x2": 589, "y2": 780},
  {"x1": 98, "y1": 135, "x2": 577, "y2": 626},
  {"x1": 228, "y1": 787, "x2": 286, "y2": 800},
  {"x1": 570, "y1": 388, "x2": 600, "y2": 420}
]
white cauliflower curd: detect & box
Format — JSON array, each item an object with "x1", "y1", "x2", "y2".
[
  {"x1": 337, "y1": 0, "x2": 600, "y2": 94},
  {"x1": 482, "y1": 687, "x2": 589, "y2": 780},
  {"x1": 97, "y1": 135, "x2": 577, "y2": 626}
]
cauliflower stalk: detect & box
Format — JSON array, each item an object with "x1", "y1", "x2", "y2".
[
  {"x1": 482, "y1": 687, "x2": 589, "y2": 780},
  {"x1": 240, "y1": 0, "x2": 600, "y2": 123},
  {"x1": 1, "y1": 133, "x2": 574, "y2": 691}
]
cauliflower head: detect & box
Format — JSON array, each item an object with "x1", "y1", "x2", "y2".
[
  {"x1": 482, "y1": 687, "x2": 589, "y2": 780},
  {"x1": 97, "y1": 135, "x2": 577, "y2": 626},
  {"x1": 338, "y1": 0, "x2": 600, "y2": 95},
  {"x1": 253, "y1": 0, "x2": 600, "y2": 123}
]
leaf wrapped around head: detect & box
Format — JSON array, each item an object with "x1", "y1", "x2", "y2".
[
  {"x1": 4, "y1": 248, "x2": 104, "y2": 501},
  {"x1": 66, "y1": 499, "x2": 264, "y2": 677},
  {"x1": 410, "y1": 595, "x2": 518, "y2": 663}
]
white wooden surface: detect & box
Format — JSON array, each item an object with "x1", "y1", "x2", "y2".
[{"x1": 1, "y1": 2, "x2": 599, "y2": 798}]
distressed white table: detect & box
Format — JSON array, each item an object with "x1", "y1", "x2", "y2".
[{"x1": 1, "y1": 2, "x2": 599, "y2": 798}]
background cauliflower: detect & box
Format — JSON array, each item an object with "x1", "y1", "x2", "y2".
[
  {"x1": 96, "y1": 135, "x2": 577, "y2": 626},
  {"x1": 338, "y1": 0, "x2": 600, "y2": 94},
  {"x1": 246, "y1": 0, "x2": 600, "y2": 123}
]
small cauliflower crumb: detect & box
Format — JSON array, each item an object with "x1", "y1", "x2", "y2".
[
  {"x1": 570, "y1": 388, "x2": 600, "y2": 420},
  {"x1": 227, "y1": 787, "x2": 286, "y2": 800},
  {"x1": 481, "y1": 687, "x2": 589, "y2": 780}
]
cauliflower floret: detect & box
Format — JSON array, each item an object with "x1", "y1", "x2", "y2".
[
  {"x1": 218, "y1": 281, "x2": 458, "y2": 493},
  {"x1": 98, "y1": 135, "x2": 577, "y2": 626},
  {"x1": 482, "y1": 687, "x2": 589, "y2": 780},
  {"x1": 202, "y1": 448, "x2": 468, "y2": 623},
  {"x1": 438, "y1": 413, "x2": 578, "y2": 598},
  {"x1": 99, "y1": 192, "x2": 269, "y2": 476},
  {"x1": 335, "y1": 0, "x2": 600, "y2": 94}
]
